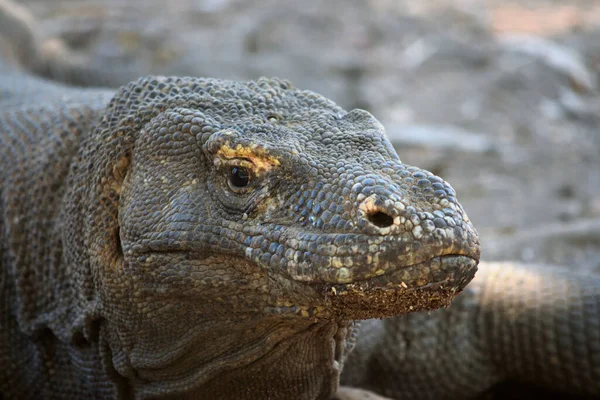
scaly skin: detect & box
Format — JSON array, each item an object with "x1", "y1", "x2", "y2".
[{"x1": 0, "y1": 61, "x2": 480, "y2": 400}]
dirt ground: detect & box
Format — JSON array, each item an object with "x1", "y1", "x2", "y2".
[{"x1": 17, "y1": 0, "x2": 600, "y2": 397}]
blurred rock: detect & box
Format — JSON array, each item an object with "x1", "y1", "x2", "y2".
[
  {"x1": 484, "y1": 219, "x2": 600, "y2": 273},
  {"x1": 384, "y1": 123, "x2": 498, "y2": 154},
  {"x1": 499, "y1": 34, "x2": 597, "y2": 92}
]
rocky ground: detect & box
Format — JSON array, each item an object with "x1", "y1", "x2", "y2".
[{"x1": 15, "y1": 0, "x2": 600, "y2": 397}]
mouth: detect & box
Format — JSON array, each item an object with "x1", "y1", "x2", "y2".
[
  {"x1": 267, "y1": 222, "x2": 481, "y2": 285},
  {"x1": 315, "y1": 254, "x2": 478, "y2": 320}
]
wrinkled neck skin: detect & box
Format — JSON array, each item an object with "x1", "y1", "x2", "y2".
[
  {"x1": 113, "y1": 318, "x2": 349, "y2": 400},
  {"x1": 157, "y1": 318, "x2": 348, "y2": 400},
  {"x1": 99, "y1": 254, "x2": 354, "y2": 400}
]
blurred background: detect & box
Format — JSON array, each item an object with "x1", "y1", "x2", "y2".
[{"x1": 21, "y1": 0, "x2": 600, "y2": 273}]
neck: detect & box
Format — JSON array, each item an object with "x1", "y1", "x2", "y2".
[{"x1": 116, "y1": 315, "x2": 353, "y2": 400}]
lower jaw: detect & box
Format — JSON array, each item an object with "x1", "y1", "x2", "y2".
[
  {"x1": 316, "y1": 254, "x2": 478, "y2": 320},
  {"x1": 262, "y1": 255, "x2": 477, "y2": 321}
]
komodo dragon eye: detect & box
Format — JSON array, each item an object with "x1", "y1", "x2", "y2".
[{"x1": 229, "y1": 166, "x2": 251, "y2": 189}]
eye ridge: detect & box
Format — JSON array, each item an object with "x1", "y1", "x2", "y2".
[{"x1": 229, "y1": 165, "x2": 251, "y2": 189}]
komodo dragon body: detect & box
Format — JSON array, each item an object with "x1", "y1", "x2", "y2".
[
  {"x1": 0, "y1": 2, "x2": 599, "y2": 399},
  {"x1": 0, "y1": 59, "x2": 482, "y2": 398}
]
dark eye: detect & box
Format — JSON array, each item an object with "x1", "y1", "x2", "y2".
[{"x1": 229, "y1": 166, "x2": 250, "y2": 188}]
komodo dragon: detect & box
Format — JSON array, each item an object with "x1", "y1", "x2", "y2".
[{"x1": 0, "y1": 2, "x2": 599, "y2": 399}]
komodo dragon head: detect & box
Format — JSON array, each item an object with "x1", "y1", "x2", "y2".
[{"x1": 65, "y1": 76, "x2": 480, "y2": 398}]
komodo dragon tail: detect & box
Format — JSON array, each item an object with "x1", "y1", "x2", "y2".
[
  {"x1": 0, "y1": 0, "x2": 130, "y2": 87},
  {"x1": 0, "y1": 0, "x2": 43, "y2": 72}
]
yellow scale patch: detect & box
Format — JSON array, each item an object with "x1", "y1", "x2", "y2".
[{"x1": 217, "y1": 144, "x2": 280, "y2": 173}]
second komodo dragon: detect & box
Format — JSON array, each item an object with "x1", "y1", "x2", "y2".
[{"x1": 1, "y1": 2, "x2": 599, "y2": 399}]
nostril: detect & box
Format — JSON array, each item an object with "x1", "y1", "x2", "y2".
[{"x1": 367, "y1": 211, "x2": 394, "y2": 228}]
